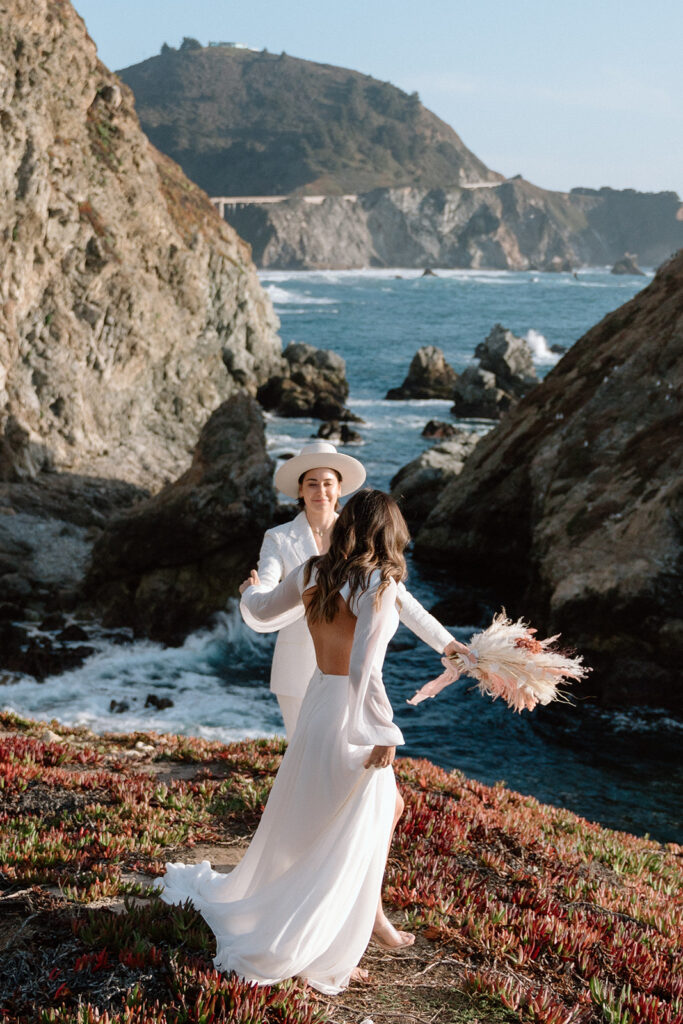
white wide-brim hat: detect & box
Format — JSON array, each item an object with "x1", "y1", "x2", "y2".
[{"x1": 274, "y1": 441, "x2": 366, "y2": 499}]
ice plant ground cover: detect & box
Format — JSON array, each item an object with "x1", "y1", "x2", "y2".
[{"x1": 0, "y1": 712, "x2": 681, "y2": 1024}]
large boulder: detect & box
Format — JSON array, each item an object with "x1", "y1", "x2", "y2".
[
  {"x1": 415, "y1": 251, "x2": 683, "y2": 710},
  {"x1": 611, "y1": 253, "x2": 646, "y2": 276},
  {"x1": 386, "y1": 346, "x2": 458, "y2": 400},
  {"x1": 452, "y1": 325, "x2": 538, "y2": 418},
  {"x1": 0, "y1": 0, "x2": 282, "y2": 490},
  {"x1": 86, "y1": 394, "x2": 277, "y2": 642},
  {"x1": 390, "y1": 431, "x2": 481, "y2": 529},
  {"x1": 257, "y1": 342, "x2": 351, "y2": 420}
]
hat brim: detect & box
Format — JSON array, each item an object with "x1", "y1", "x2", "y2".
[{"x1": 274, "y1": 451, "x2": 366, "y2": 499}]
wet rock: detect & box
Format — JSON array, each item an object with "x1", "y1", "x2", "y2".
[
  {"x1": 110, "y1": 700, "x2": 130, "y2": 714},
  {"x1": 316, "y1": 422, "x2": 363, "y2": 445},
  {"x1": 145, "y1": 694, "x2": 174, "y2": 710},
  {"x1": 415, "y1": 250, "x2": 683, "y2": 710},
  {"x1": 611, "y1": 253, "x2": 646, "y2": 276},
  {"x1": 390, "y1": 431, "x2": 481, "y2": 529},
  {"x1": 257, "y1": 343, "x2": 351, "y2": 420},
  {"x1": 386, "y1": 346, "x2": 458, "y2": 400},
  {"x1": 0, "y1": 619, "x2": 94, "y2": 679},
  {"x1": 550, "y1": 344, "x2": 568, "y2": 354},
  {"x1": 452, "y1": 324, "x2": 538, "y2": 419},
  {"x1": 422, "y1": 268, "x2": 438, "y2": 277},
  {"x1": 87, "y1": 393, "x2": 277, "y2": 643},
  {"x1": 57, "y1": 624, "x2": 90, "y2": 643},
  {"x1": 422, "y1": 420, "x2": 458, "y2": 439}
]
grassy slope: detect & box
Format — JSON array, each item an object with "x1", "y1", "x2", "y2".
[
  {"x1": 0, "y1": 713, "x2": 681, "y2": 1024},
  {"x1": 117, "y1": 47, "x2": 500, "y2": 197}
]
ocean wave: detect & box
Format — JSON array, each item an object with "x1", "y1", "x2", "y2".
[
  {"x1": 525, "y1": 329, "x2": 560, "y2": 365},
  {"x1": 265, "y1": 284, "x2": 335, "y2": 306},
  {"x1": 2, "y1": 604, "x2": 281, "y2": 742}
]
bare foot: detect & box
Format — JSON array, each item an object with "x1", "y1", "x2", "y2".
[
  {"x1": 371, "y1": 912, "x2": 415, "y2": 950},
  {"x1": 350, "y1": 966, "x2": 370, "y2": 983}
]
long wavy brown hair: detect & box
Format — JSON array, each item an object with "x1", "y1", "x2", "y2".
[{"x1": 304, "y1": 489, "x2": 410, "y2": 623}]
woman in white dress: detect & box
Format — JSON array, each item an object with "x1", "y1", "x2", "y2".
[
  {"x1": 241, "y1": 440, "x2": 465, "y2": 738},
  {"x1": 157, "y1": 490, "x2": 436, "y2": 993}
]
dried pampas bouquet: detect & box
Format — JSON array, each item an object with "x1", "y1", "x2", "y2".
[{"x1": 407, "y1": 612, "x2": 589, "y2": 713}]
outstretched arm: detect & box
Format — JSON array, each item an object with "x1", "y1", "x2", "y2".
[
  {"x1": 239, "y1": 532, "x2": 306, "y2": 633},
  {"x1": 240, "y1": 564, "x2": 306, "y2": 624}
]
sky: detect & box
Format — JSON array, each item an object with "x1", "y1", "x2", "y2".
[{"x1": 71, "y1": 0, "x2": 682, "y2": 196}]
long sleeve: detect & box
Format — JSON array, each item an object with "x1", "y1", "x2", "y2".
[
  {"x1": 241, "y1": 564, "x2": 307, "y2": 626},
  {"x1": 347, "y1": 577, "x2": 404, "y2": 748},
  {"x1": 397, "y1": 582, "x2": 453, "y2": 653},
  {"x1": 240, "y1": 532, "x2": 306, "y2": 634}
]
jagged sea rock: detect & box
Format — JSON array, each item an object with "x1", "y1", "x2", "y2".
[
  {"x1": 257, "y1": 343, "x2": 351, "y2": 420},
  {"x1": 422, "y1": 420, "x2": 458, "y2": 439},
  {"x1": 476, "y1": 325, "x2": 538, "y2": 397},
  {"x1": 390, "y1": 431, "x2": 481, "y2": 529},
  {"x1": 386, "y1": 346, "x2": 458, "y2": 400},
  {"x1": 316, "y1": 421, "x2": 363, "y2": 445},
  {"x1": 452, "y1": 325, "x2": 538, "y2": 419},
  {"x1": 87, "y1": 394, "x2": 277, "y2": 643},
  {"x1": 611, "y1": 253, "x2": 646, "y2": 276},
  {"x1": 415, "y1": 250, "x2": 683, "y2": 709},
  {"x1": 0, "y1": 0, "x2": 282, "y2": 490}
]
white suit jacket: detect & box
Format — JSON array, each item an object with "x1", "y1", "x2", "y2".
[{"x1": 240, "y1": 511, "x2": 453, "y2": 698}]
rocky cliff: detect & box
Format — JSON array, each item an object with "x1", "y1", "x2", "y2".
[
  {"x1": 225, "y1": 179, "x2": 683, "y2": 270},
  {"x1": 414, "y1": 251, "x2": 683, "y2": 710},
  {"x1": 87, "y1": 394, "x2": 276, "y2": 643},
  {"x1": 1, "y1": 0, "x2": 282, "y2": 490}
]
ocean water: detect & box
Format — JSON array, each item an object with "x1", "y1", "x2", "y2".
[{"x1": 5, "y1": 267, "x2": 682, "y2": 844}]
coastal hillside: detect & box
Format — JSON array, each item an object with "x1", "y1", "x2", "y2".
[
  {"x1": 414, "y1": 249, "x2": 683, "y2": 710},
  {"x1": 1, "y1": 2, "x2": 282, "y2": 490},
  {"x1": 117, "y1": 43, "x2": 501, "y2": 196}
]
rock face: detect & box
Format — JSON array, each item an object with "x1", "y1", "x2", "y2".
[
  {"x1": 87, "y1": 394, "x2": 277, "y2": 643},
  {"x1": 414, "y1": 251, "x2": 683, "y2": 710},
  {"x1": 1, "y1": 0, "x2": 282, "y2": 490},
  {"x1": 386, "y1": 346, "x2": 458, "y2": 400},
  {"x1": 422, "y1": 420, "x2": 458, "y2": 439},
  {"x1": 452, "y1": 325, "x2": 538, "y2": 419},
  {"x1": 257, "y1": 343, "x2": 351, "y2": 420},
  {"x1": 612, "y1": 253, "x2": 646, "y2": 276},
  {"x1": 390, "y1": 431, "x2": 481, "y2": 529},
  {"x1": 223, "y1": 180, "x2": 683, "y2": 271}
]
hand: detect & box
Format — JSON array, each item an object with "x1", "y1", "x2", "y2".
[
  {"x1": 364, "y1": 745, "x2": 396, "y2": 770},
  {"x1": 444, "y1": 639, "x2": 476, "y2": 667},
  {"x1": 239, "y1": 569, "x2": 260, "y2": 594}
]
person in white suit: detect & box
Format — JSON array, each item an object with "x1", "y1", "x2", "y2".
[{"x1": 240, "y1": 440, "x2": 468, "y2": 738}]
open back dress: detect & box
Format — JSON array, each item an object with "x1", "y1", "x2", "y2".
[{"x1": 156, "y1": 562, "x2": 404, "y2": 994}]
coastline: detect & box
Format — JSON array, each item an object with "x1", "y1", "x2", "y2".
[{"x1": 1, "y1": 711, "x2": 681, "y2": 1023}]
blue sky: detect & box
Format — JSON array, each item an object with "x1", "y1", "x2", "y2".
[{"x1": 72, "y1": 0, "x2": 682, "y2": 196}]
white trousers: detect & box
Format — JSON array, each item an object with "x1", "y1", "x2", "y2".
[{"x1": 276, "y1": 694, "x2": 303, "y2": 740}]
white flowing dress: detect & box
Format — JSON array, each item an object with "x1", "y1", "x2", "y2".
[{"x1": 156, "y1": 564, "x2": 404, "y2": 994}]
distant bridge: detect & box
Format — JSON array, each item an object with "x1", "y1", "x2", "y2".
[
  {"x1": 210, "y1": 194, "x2": 358, "y2": 218},
  {"x1": 210, "y1": 182, "x2": 501, "y2": 218}
]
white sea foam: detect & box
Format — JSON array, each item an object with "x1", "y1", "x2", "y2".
[
  {"x1": 265, "y1": 284, "x2": 335, "y2": 306},
  {"x1": 2, "y1": 604, "x2": 282, "y2": 742},
  {"x1": 525, "y1": 329, "x2": 560, "y2": 365}
]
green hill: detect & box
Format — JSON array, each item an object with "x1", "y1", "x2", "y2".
[{"x1": 118, "y1": 42, "x2": 501, "y2": 196}]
